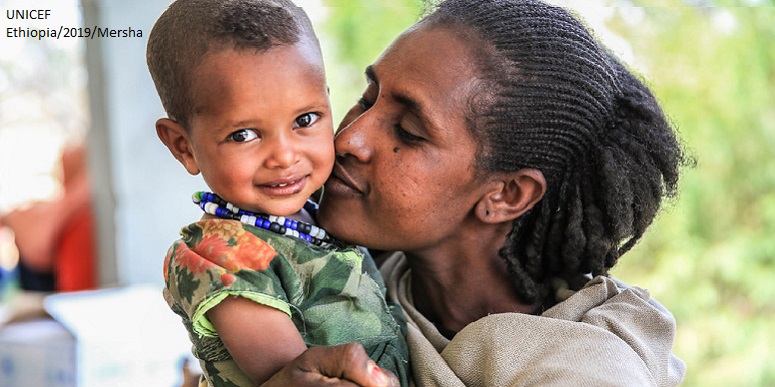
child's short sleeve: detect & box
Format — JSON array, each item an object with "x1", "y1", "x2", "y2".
[{"x1": 163, "y1": 219, "x2": 292, "y2": 338}]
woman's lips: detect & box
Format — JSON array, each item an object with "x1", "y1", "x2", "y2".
[
  {"x1": 259, "y1": 175, "x2": 307, "y2": 196},
  {"x1": 326, "y1": 163, "x2": 364, "y2": 196}
]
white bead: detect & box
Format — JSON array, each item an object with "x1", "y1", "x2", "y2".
[
  {"x1": 205, "y1": 202, "x2": 218, "y2": 214},
  {"x1": 240, "y1": 215, "x2": 250, "y2": 223},
  {"x1": 318, "y1": 229, "x2": 326, "y2": 239},
  {"x1": 268, "y1": 215, "x2": 278, "y2": 222},
  {"x1": 248, "y1": 216, "x2": 257, "y2": 225},
  {"x1": 277, "y1": 216, "x2": 286, "y2": 226},
  {"x1": 226, "y1": 203, "x2": 234, "y2": 211},
  {"x1": 310, "y1": 226, "x2": 319, "y2": 237}
]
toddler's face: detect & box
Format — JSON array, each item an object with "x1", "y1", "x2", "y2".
[{"x1": 185, "y1": 40, "x2": 334, "y2": 216}]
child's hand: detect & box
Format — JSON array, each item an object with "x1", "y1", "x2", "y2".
[{"x1": 261, "y1": 343, "x2": 399, "y2": 387}]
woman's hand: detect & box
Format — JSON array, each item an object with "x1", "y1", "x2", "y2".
[{"x1": 261, "y1": 343, "x2": 399, "y2": 387}]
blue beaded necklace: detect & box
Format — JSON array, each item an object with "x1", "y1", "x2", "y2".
[{"x1": 192, "y1": 191, "x2": 337, "y2": 247}]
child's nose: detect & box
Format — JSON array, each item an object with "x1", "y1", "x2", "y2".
[{"x1": 264, "y1": 135, "x2": 300, "y2": 169}]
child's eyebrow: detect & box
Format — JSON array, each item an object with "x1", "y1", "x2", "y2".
[{"x1": 218, "y1": 120, "x2": 258, "y2": 130}]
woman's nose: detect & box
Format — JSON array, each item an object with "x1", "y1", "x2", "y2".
[{"x1": 334, "y1": 114, "x2": 374, "y2": 163}]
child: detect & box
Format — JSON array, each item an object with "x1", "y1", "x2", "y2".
[{"x1": 146, "y1": 0, "x2": 408, "y2": 385}]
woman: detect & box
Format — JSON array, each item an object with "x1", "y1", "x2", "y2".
[{"x1": 268, "y1": 0, "x2": 688, "y2": 385}]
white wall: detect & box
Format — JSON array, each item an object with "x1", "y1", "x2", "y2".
[{"x1": 83, "y1": 0, "x2": 201, "y2": 287}]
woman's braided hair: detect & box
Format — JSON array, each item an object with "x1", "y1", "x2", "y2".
[{"x1": 424, "y1": 0, "x2": 689, "y2": 304}]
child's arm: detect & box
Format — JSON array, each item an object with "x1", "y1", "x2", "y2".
[{"x1": 207, "y1": 295, "x2": 307, "y2": 385}]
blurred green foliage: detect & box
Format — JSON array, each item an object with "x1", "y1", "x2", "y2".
[
  {"x1": 319, "y1": 0, "x2": 425, "y2": 123},
  {"x1": 319, "y1": 2, "x2": 775, "y2": 386},
  {"x1": 606, "y1": 3, "x2": 775, "y2": 386}
]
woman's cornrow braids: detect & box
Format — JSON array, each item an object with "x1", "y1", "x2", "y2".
[{"x1": 426, "y1": 0, "x2": 687, "y2": 304}]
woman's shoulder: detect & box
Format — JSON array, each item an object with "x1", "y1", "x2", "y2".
[
  {"x1": 543, "y1": 275, "x2": 673, "y2": 323},
  {"x1": 539, "y1": 275, "x2": 685, "y2": 385},
  {"x1": 430, "y1": 276, "x2": 685, "y2": 386}
]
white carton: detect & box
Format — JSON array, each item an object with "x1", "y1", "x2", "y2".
[
  {"x1": 0, "y1": 285, "x2": 195, "y2": 387},
  {"x1": 0, "y1": 318, "x2": 76, "y2": 386}
]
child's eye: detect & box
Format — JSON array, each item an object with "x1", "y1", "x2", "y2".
[
  {"x1": 228, "y1": 129, "x2": 258, "y2": 143},
  {"x1": 293, "y1": 113, "x2": 320, "y2": 128}
]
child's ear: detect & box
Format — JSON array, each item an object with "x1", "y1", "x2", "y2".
[
  {"x1": 475, "y1": 169, "x2": 546, "y2": 224},
  {"x1": 156, "y1": 118, "x2": 200, "y2": 175}
]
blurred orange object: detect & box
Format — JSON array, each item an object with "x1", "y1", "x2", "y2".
[
  {"x1": 55, "y1": 198, "x2": 96, "y2": 291},
  {"x1": 0, "y1": 143, "x2": 96, "y2": 292}
]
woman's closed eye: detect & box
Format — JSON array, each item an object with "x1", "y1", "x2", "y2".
[
  {"x1": 228, "y1": 129, "x2": 258, "y2": 143},
  {"x1": 293, "y1": 112, "x2": 321, "y2": 128},
  {"x1": 395, "y1": 124, "x2": 424, "y2": 144}
]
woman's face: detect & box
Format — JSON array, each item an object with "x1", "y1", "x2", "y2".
[{"x1": 318, "y1": 24, "x2": 489, "y2": 252}]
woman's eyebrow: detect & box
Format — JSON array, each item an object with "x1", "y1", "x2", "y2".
[
  {"x1": 365, "y1": 65, "x2": 377, "y2": 84},
  {"x1": 366, "y1": 64, "x2": 431, "y2": 129}
]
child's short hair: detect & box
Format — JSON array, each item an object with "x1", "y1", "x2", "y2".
[{"x1": 146, "y1": 0, "x2": 319, "y2": 128}]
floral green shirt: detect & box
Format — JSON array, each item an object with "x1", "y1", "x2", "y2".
[{"x1": 163, "y1": 219, "x2": 409, "y2": 386}]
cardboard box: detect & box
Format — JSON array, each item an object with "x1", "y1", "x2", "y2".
[
  {"x1": 0, "y1": 285, "x2": 195, "y2": 387},
  {"x1": 0, "y1": 318, "x2": 76, "y2": 386}
]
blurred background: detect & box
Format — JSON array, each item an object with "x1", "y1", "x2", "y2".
[{"x1": 0, "y1": 0, "x2": 773, "y2": 385}]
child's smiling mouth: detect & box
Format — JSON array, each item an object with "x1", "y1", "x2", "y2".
[{"x1": 260, "y1": 175, "x2": 307, "y2": 196}]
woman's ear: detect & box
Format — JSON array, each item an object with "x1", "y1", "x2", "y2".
[
  {"x1": 156, "y1": 118, "x2": 200, "y2": 175},
  {"x1": 475, "y1": 169, "x2": 546, "y2": 224}
]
